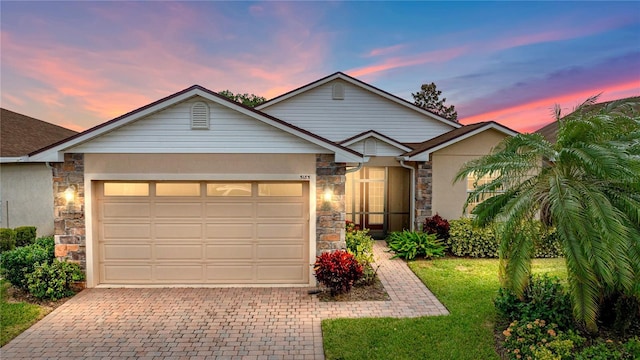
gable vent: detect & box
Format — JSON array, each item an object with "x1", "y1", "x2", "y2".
[
  {"x1": 364, "y1": 138, "x2": 377, "y2": 156},
  {"x1": 190, "y1": 102, "x2": 210, "y2": 129},
  {"x1": 332, "y1": 83, "x2": 345, "y2": 100}
]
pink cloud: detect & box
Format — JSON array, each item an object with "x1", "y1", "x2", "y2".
[
  {"x1": 461, "y1": 80, "x2": 640, "y2": 133},
  {"x1": 366, "y1": 44, "x2": 406, "y2": 58},
  {"x1": 347, "y1": 46, "x2": 469, "y2": 79}
]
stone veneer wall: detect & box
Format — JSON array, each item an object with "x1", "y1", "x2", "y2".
[
  {"x1": 315, "y1": 154, "x2": 346, "y2": 255},
  {"x1": 52, "y1": 153, "x2": 86, "y2": 269},
  {"x1": 415, "y1": 161, "x2": 433, "y2": 230}
]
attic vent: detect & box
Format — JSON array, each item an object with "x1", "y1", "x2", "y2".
[
  {"x1": 364, "y1": 138, "x2": 377, "y2": 156},
  {"x1": 332, "y1": 83, "x2": 345, "y2": 100},
  {"x1": 191, "y1": 102, "x2": 210, "y2": 129}
]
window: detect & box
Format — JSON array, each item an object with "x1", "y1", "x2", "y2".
[
  {"x1": 207, "y1": 183, "x2": 252, "y2": 197},
  {"x1": 466, "y1": 172, "x2": 503, "y2": 215},
  {"x1": 258, "y1": 183, "x2": 302, "y2": 197},
  {"x1": 104, "y1": 183, "x2": 149, "y2": 196},
  {"x1": 190, "y1": 101, "x2": 209, "y2": 129},
  {"x1": 156, "y1": 183, "x2": 200, "y2": 196}
]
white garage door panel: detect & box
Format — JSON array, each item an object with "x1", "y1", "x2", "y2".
[
  {"x1": 206, "y1": 245, "x2": 253, "y2": 259},
  {"x1": 257, "y1": 244, "x2": 304, "y2": 260},
  {"x1": 97, "y1": 181, "x2": 309, "y2": 285},
  {"x1": 155, "y1": 223, "x2": 202, "y2": 239},
  {"x1": 207, "y1": 266, "x2": 254, "y2": 281},
  {"x1": 103, "y1": 265, "x2": 152, "y2": 281},
  {"x1": 205, "y1": 224, "x2": 254, "y2": 239},
  {"x1": 257, "y1": 223, "x2": 305, "y2": 239},
  {"x1": 156, "y1": 244, "x2": 202, "y2": 260},
  {"x1": 102, "y1": 244, "x2": 152, "y2": 260},
  {"x1": 258, "y1": 265, "x2": 305, "y2": 281},
  {"x1": 156, "y1": 266, "x2": 203, "y2": 281},
  {"x1": 103, "y1": 223, "x2": 151, "y2": 239},
  {"x1": 103, "y1": 202, "x2": 150, "y2": 218},
  {"x1": 257, "y1": 203, "x2": 304, "y2": 217},
  {"x1": 155, "y1": 202, "x2": 202, "y2": 217},
  {"x1": 206, "y1": 203, "x2": 254, "y2": 217}
]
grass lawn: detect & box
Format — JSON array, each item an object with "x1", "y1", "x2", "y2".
[
  {"x1": 322, "y1": 257, "x2": 566, "y2": 360},
  {"x1": 0, "y1": 279, "x2": 48, "y2": 346}
]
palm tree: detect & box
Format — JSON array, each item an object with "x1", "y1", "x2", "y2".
[{"x1": 455, "y1": 97, "x2": 640, "y2": 332}]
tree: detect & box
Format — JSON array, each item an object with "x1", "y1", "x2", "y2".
[
  {"x1": 412, "y1": 82, "x2": 458, "y2": 121},
  {"x1": 455, "y1": 96, "x2": 640, "y2": 332},
  {"x1": 219, "y1": 90, "x2": 266, "y2": 107}
]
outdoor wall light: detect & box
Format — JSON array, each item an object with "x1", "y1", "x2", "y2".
[
  {"x1": 64, "y1": 185, "x2": 76, "y2": 204},
  {"x1": 323, "y1": 185, "x2": 333, "y2": 203}
]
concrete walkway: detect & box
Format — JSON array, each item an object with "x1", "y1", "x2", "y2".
[{"x1": 2, "y1": 241, "x2": 448, "y2": 359}]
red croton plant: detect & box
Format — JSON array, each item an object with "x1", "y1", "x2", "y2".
[{"x1": 314, "y1": 250, "x2": 363, "y2": 295}]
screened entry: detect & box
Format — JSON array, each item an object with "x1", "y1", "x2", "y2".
[{"x1": 345, "y1": 167, "x2": 411, "y2": 239}]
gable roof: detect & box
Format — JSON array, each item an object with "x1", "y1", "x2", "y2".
[
  {"x1": 339, "y1": 130, "x2": 414, "y2": 153},
  {"x1": 29, "y1": 85, "x2": 366, "y2": 163},
  {"x1": 535, "y1": 96, "x2": 640, "y2": 143},
  {"x1": 1, "y1": 108, "x2": 77, "y2": 160},
  {"x1": 402, "y1": 121, "x2": 519, "y2": 161},
  {"x1": 256, "y1": 72, "x2": 461, "y2": 129}
]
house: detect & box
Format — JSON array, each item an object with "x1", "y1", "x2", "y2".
[
  {"x1": 0, "y1": 108, "x2": 77, "y2": 235},
  {"x1": 26, "y1": 72, "x2": 516, "y2": 287}
]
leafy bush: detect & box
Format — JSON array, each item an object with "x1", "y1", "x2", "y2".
[
  {"x1": 423, "y1": 213, "x2": 450, "y2": 240},
  {"x1": 26, "y1": 260, "x2": 85, "y2": 300},
  {"x1": 0, "y1": 228, "x2": 16, "y2": 253},
  {"x1": 503, "y1": 319, "x2": 585, "y2": 360},
  {"x1": 447, "y1": 219, "x2": 562, "y2": 258},
  {"x1": 345, "y1": 222, "x2": 377, "y2": 285},
  {"x1": 314, "y1": 250, "x2": 363, "y2": 295},
  {"x1": 448, "y1": 218, "x2": 499, "y2": 257},
  {"x1": 14, "y1": 226, "x2": 37, "y2": 247},
  {"x1": 574, "y1": 337, "x2": 640, "y2": 360},
  {"x1": 0, "y1": 237, "x2": 55, "y2": 290},
  {"x1": 387, "y1": 231, "x2": 446, "y2": 260},
  {"x1": 495, "y1": 274, "x2": 574, "y2": 330}
]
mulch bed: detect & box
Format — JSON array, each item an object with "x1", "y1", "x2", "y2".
[{"x1": 316, "y1": 277, "x2": 390, "y2": 302}]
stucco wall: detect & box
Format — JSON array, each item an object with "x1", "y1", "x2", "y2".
[
  {"x1": 0, "y1": 163, "x2": 54, "y2": 236},
  {"x1": 431, "y1": 129, "x2": 508, "y2": 220}
]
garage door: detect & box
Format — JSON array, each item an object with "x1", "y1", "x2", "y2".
[{"x1": 96, "y1": 181, "x2": 309, "y2": 285}]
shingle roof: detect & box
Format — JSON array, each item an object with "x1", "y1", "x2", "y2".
[
  {"x1": 535, "y1": 96, "x2": 640, "y2": 143},
  {"x1": 403, "y1": 122, "x2": 491, "y2": 157},
  {"x1": 1, "y1": 108, "x2": 77, "y2": 157}
]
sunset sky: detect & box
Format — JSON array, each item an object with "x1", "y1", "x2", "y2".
[{"x1": 1, "y1": 1, "x2": 639, "y2": 133}]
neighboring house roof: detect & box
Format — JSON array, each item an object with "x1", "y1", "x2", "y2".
[
  {"x1": 402, "y1": 121, "x2": 519, "y2": 161},
  {"x1": 29, "y1": 85, "x2": 366, "y2": 163},
  {"x1": 1, "y1": 108, "x2": 77, "y2": 160},
  {"x1": 535, "y1": 96, "x2": 640, "y2": 143},
  {"x1": 256, "y1": 72, "x2": 461, "y2": 129}
]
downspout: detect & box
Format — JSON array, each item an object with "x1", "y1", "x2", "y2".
[
  {"x1": 399, "y1": 158, "x2": 416, "y2": 231},
  {"x1": 345, "y1": 162, "x2": 363, "y2": 174}
]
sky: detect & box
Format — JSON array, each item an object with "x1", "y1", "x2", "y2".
[{"x1": 1, "y1": 1, "x2": 639, "y2": 134}]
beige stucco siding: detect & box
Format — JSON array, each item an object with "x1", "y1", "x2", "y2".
[
  {"x1": 0, "y1": 163, "x2": 54, "y2": 236},
  {"x1": 85, "y1": 153, "x2": 316, "y2": 175},
  {"x1": 431, "y1": 129, "x2": 508, "y2": 220}
]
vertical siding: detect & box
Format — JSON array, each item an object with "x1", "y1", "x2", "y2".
[
  {"x1": 262, "y1": 80, "x2": 455, "y2": 143},
  {"x1": 69, "y1": 98, "x2": 328, "y2": 154}
]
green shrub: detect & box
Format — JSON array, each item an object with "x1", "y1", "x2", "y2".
[
  {"x1": 0, "y1": 237, "x2": 55, "y2": 290},
  {"x1": 387, "y1": 231, "x2": 445, "y2": 260},
  {"x1": 26, "y1": 260, "x2": 85, "y2": 300},
  {"x1": 0, "y1": 228, "x2": 16, "y2": 253},
  {"x1": 495, "y1": 274, "x2": 574, "y2": 329},
  {"x1": 345, "y1": 222, "x2": 377, "y2": 285},
  {"x1": 14, "y1": 226, "x2": 37, "y2": 247},
  {"x1": 448, "y1": 219, "x2": 563, "y2": 258},
  {"x1": 502, "y1": 319, "x2": 585, "y2": 360},
  {"x1": 314, "y1": 250, "x2": 363, "y2": 296},
  {"x1": 447, "y1": 218, "x2": 499, "y2": 257}
]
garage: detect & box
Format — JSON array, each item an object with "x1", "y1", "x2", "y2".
[{"x1": 95, "y1": 181, "x2": 309, "y2": 285}]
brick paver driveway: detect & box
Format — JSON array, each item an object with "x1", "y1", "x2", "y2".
[{"x1": 3, "y1": 242, "x2": 448, "y2": 359}]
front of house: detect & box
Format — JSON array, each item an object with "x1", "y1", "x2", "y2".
[{"x1": 28, "y1": 72, "x2": 516, "y2": 288}]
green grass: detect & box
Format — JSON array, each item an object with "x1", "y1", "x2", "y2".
[
  {"x1": 0, "y1": 280, "x2": 46, "y2": 346},
  {"x1": 322, "y1": 257, "x2": 566, "y2": 360}
]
